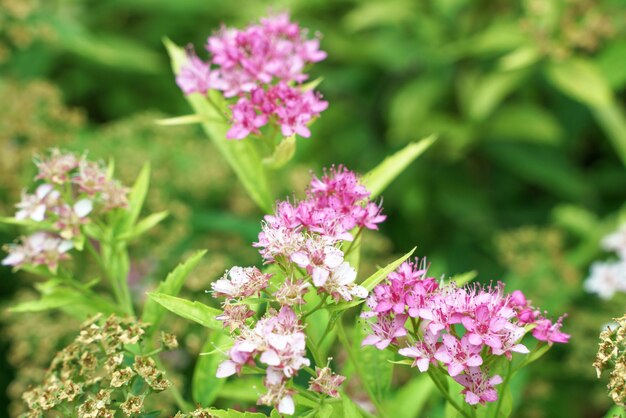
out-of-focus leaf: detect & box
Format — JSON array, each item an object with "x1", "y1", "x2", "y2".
[
  {"x1": 316, "y1": 404, "x2": 334, "y2": 418},
  {"x1": 124, "y1": 163, "x2": 151, "y2": 231},
  {"x1": 462, "y1": 69, "x2": 528, "y2": 122},
  {"x1": 448, "y1": 270, "x2": 477, "y2": 286},
  {"x1": 120, "y1": 211, "x2": 168, "y2": 241},
  {"x1": 142, "y1": 250, "x2": 207, "y2": 329},
  {"x1": 361, "y1": 247, "x2": 416, "y2": 291},
  {"x1": 592, "y1": 101, "x2": 626, "y2": 169},
  {"x1": 155, "y1": 114, "x2": 207, "y2": 126},
  {"x1": 11, "y1": 282, "x2": 120, "y2": 318},
  {"x1": 485, "y1": 104, "x2": 564, "y2": 144},
  {"x1": 201, "y1": 409, "x2": 267, "y2": 418},
  {"x1": 342, "y1": 396, "x2": 364, "y2": 418},
  {"x1": 545, "y1": 58, "x2": 612, "y2": 107},
  {"x1": 263, "y1": 135, "x2": 296, "y2": 169},
  {"x1": 387, "y1": 375, "x2": 435, "y2": 418},
  {"x1": 343, "y1": 0, "x2": 416, "y2": 32},
  {"x1": 498, "y1": 46, "x2": 541, "y2": 71},
  {"x1": 147, "y1": 292, "x2": 222, "y2": 330},
  {"x1": 164, "y1": 38, "x2": 274, "y2": 212},
  {"x1": 193, "y1": 332, "x2": 229, "y2": 406},
  {"x1": 596, "y1": 39, "x2": 626, "y2": 90},
  {"x1": 53, "y1": 20, "x2": 162, "y2": 73},
  {"x1": 219, "y1": 377, "x2": 264, "y2": 402},
  {"x1": 484, "y1": 143, "x2": 589, "y2": 201},
  {"x1": 361, "y1": 136, "x2": 437, "y2": 198}
]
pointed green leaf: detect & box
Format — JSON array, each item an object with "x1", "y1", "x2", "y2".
[
  {"x1": 545, "y1": 58, "x2": 612, "y2": 107},
  {"x1": 193, "y1": 332, "x2": 229, "y2": 406},
  {"x1": 263, "y1": 135, "x2": 296, "y2": 169},
  {"x1": 142, "y1": 250, "x2": 207, "y2": 329},
  {"x1": 164, "y1": 38, "x2": 274, "y2": 212},
  {"x1": 387, "y1": 375, "x2": 434, "y2": 418},
  {"x1": 361, "y1": 247, "x2": 416, "y2": 291},
  {"x1": 147, "y1": 292, "x2": 222, "y2": 330},
  {"x1": 120, "y1": 211, "x2": 169, "y2": 241},
  {"x1": 592, "y1": 101, "x2": 626, "y2": 169},
  {"x1": 342, "y1": 396, "x2": 364, "y2": 418},
  {"x1": 125, "y1": 163, "x2": 151, "y2": 229},
  {"x1": 361, "y1": 137, "x2": 436, "y2": 198}
]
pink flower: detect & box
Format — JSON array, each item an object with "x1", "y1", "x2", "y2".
[
  {"x1": 532, "y1": 316, "x2": 570, "y2": 344},
  {"x1": 398, "y1": 331, "x2": 440, "y2": 372},
  {"x1": 2, "y1": 232, "x2": 73, "y2": 272},
  {"x1": 226, "y1": 97, "x2": 269, "y2": 139},
  {"x1": 434, "y1": 335, "x2": 483, "y2": 377},
  {"x1": 15, "y1": 184, "x2": 60, "y2": 222},
  {"x1": 491, "y1": 327, "x2": 529, "y2": 359},
  {"x1": 211, "y1": 266, "x2": 271, "y2": 299},
  {"x1": 34, "y1": 149, "x2": 79, "y2": 184},
  {"x1": 362, "y1": 314, "x2": 408, "y2": 350},
  {"x1": 216, "y1": 304, "x2": 255, "y2": 332},
  {"x1": 176, "y1": 49, "x2": 225, "y2": 95},
  {"x1": 308, "y1": 367, "x2": 345, "y2": 398},
  {"x1": 322, "y1": 261, "x2": 368, "y2": 302},
  {"x1": 454, "y1": 367, "x2": 503, "y2": 405},
  {"x1": 290, "y1": 236, "x2": 343, "y2": 286},
  {"x1": 461, "y1": 304, "x2": 508, "y2": 349}
]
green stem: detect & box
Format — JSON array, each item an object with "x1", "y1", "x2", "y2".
[
  {"x1": 427, "y1": 369, "x2": 473, "y2": 418},
  {"x1": 302, "y1": 297, "x2": 326, "y2": 319},
  {"x1": 336, "y1": 320, "x2": 389, "y2": 418},
  {"x1": 493, "y1": 361, "x2": 513, "y2": 418},
  {"x1": 344, "y1": 227, "x2": 364, "y2": 256}
]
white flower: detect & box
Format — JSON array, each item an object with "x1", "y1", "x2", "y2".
[{"x1": 584, "y1": 260, "x2": 626, "y2": 300}]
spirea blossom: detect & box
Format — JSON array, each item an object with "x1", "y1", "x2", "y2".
[
  {"x1": 2, "y1": 150, "x2": 129, "y2": 271},
  {"x1": 216, "y1": 307, "x2": 309, "y2": 414},
  {"x1": 175, "y1": 13, "x2": 328, "y2": 141},
  {"x1": 362, "y1": 257, "x2": 569, "y2": 406},
  {"x1": 209, "y1": 165, "x2": 378, "y2": 414}
]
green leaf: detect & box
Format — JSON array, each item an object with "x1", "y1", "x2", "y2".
[
  {"x1": 448, "y1": 270, "x2": 477, "y2": 286},
  {"x1": 545, "y1": 58, "x2": 613, "y2": 107},
  {"x1": 10, "y1": 285, "x2": 120, "y2": 318},
  {"x1": 155, "y1": 114, "x2": 206, "y2": 126},
  {"x1": 201, "y1": 409, "x2": 267, "y2": 418},
  {"x1": 142, "y1": 250, "x2": 207, "y2": 329},
  {"x1": 387, "y1": 375, "x2": 435, "y2": 418},
  {"x1": 342, "y1": 396, "x2": 364, "y2": 418},
  {"x1": 316, "y1": 404, "x2": 334, "y2": 418},
  {"x1": 147, "y1": 292, "x2": 222, "y2": 330},
  {"x1": 361, "y1": 247, "x2": 416, "y2": 291},
  {"x1": 219, "y1": 377, "x2": 264, "y2": 402},
  {"x1": 124, "y1": 163, "x2": 151, "y2": 230},
  {"x1": 354, "y1": 320, "x2": 394, "y2": 404},
  {"x1": 464, "y1": 69, "x2": 529, "y2": 121},
  {"x1": 193, "y1": 332, "x2": 229, "y2": 406},
  {"x1": 592, "y1": 101, "x2": 626, "y2": 169},
  {"x1": 164, "y1": 38, "x2": 274, "y2": 212},
  {"x1": 361, "y1": 136, "x2": 436, "y2": 199},
  {"x1": 0, "y1": 216, "x2": 38, "y2": 227},
  {"x1": 120, "y1": 211, "x2": 169, "y2": 241},
  {"x1": 498, "y1": 46, "x2": 541, "y2": 71},
  {"x1": 263, "y1": 135, "x2": 296, "y2": 169}
]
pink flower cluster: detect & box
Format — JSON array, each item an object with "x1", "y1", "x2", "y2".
[
  {"x1": 362, "y1": 258, "x2": 570, "y2": 406},
  {"x1": 216, "y1": 307, "x2": 309, "y2": 415},
  {"x1": 176, "y1": 13, "x2": 328, "y2": 140},
  {"x1": 2, "y1": 150, "x2": 128, "y2": 272},
  {"x1": 211, "y1": 165, "x2": 374, "y2": 414},
  {"x1": 255, "y1": 165, "x2": 385, "y2": 301}
]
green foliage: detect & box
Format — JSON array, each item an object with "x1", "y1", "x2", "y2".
[{"x1": 147, "y1": 292, "x2": 222, "y2": 330}]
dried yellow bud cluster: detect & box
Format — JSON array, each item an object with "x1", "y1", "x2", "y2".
[
  {"x1": 594, "y1": 314, "x2": 626, "y2": 407},
  {"x1": 21, "y1": 314, "x2": 177, "y2": 417}
]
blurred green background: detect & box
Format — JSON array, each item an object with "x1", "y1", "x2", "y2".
[{"x1": 1, "y1": 0, "x2": 626, "y2": 417}]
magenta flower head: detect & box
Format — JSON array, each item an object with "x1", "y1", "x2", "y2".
[
  {"x1": 175, "y1": 12, "x2": 328, "y2": 141},
  {"x1": 362, "y1": 256, "x2": 570, "y2": 407}
]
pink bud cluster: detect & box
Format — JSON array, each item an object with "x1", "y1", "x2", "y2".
[
  {"x1": 211, "y1": 165, "x2": 373, "y2": 414},
  {"x1": 362, "y1": 258, "x2": 570, "y2": 406},
  {"x1": 2, "y1": 150, "x2": 128, "y2": 272},
  {"x1": 255, "y1": 165, "x2": 385, "y2": 301},
  {"x1": 175, "y1": 13, "x2": 328, "y2": 140}
]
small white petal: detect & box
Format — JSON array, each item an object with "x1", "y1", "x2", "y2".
[{"x1": 73, "y1": 199, "x2": 93, "y2": 218}]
